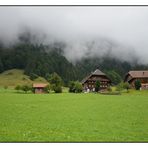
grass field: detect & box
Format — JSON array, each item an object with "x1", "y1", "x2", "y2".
[{"x1": 0, "y1": 89, "x2": 148, "y2": 142}]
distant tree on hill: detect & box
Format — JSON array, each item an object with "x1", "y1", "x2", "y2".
[
  {"x1": 29, "y1": 73, "x2": 39, "y2": 80},
  {"x1": 134, "y1": 80, "x2": 141, "y2": 90},
  {"x1": 106, "y1": 70, "x2": 122, "y2": 85},
  {"x1": 0, "y1": 59, "x2": 3, "y2": 73}
]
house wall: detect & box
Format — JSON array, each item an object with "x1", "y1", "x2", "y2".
[
  {"x1": 35, "y1": 88, "x2": 44, "y2": 93},
  {"x1": 83, "y1": 75, "x2": 110, "y2": 91},
  {"x1": 129, "y1": 78, "x2": 148, "y2": 89}
]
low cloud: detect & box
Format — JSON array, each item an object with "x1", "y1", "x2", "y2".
[{"x1": 0, "y1": 6, "x2": 148, "y2": 64}]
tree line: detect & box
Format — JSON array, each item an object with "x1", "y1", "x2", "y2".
[{"x1": 0, "y1": 34, "x2": 148, "y2": 85}]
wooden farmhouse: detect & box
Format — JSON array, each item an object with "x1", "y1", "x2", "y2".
[
  {"x1": 124, "y1": 71, "x2": 148, "y2": 89},
  {"x1": 33, "y1": 83, "x2": 48, "y2": 94},
  {"x1": 81, "y1": 69, "x2": 111, "y2": 92}
]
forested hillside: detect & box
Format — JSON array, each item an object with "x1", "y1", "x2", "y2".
[{"x1": 0, "y1": 37, "x2": 148, "y2": 85}]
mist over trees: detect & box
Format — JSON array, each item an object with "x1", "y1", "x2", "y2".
[{"x1": 0, "y1": 31, "x2": 148, "y2": 85}]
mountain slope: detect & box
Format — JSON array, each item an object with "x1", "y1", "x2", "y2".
[{"x1": 0, "y1": 69, "x2": 48, "y2": 88}]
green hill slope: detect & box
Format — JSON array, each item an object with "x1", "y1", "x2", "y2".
[{"x1": 0, "y1": 69, "x2": 48, "y2": 88}]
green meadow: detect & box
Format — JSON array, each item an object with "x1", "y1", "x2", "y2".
[{"x1": 0, "y1": 89, "x2": 148, "y2": 142}]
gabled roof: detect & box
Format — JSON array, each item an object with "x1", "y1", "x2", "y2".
[
  {"x1": 33, "y1": 83, "x2": 48, "y2": 88},
  {"x1": 81, "y1": 69, "x2": 109, "y2": 84},
  {"x1": 124, "y1": 70, "x2": 148, "y2": 82},
  {"x1": 128, "y1": 71, "x2": 148, "y2": 78},
  {"x1": 92, "y1": 69, "x2": 106, "y2": 76}
]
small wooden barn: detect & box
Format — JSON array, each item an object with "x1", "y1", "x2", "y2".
[
  {"x1": 124, "y1": 71, "x2": 148, "y2": 89},
  {"x1": 33, "y1": 83, "x2": 48, "y2": 94},
  {"x1": 81, "y1": 69, "x2": 111, "y2": 92}
]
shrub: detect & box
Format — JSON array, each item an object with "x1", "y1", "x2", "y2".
[
  {"x1": 123, "y1": 82, "x2": 130, "y2": 92},
  {"x1": 69, "y1": 81, "x2": 76, "y2": 93},
  {"x1": 15, "y1": 85, "x2": 21, "y2": 92},
  {"x1": 22, "y1": 77, "x2": 26, "y2": 80},
  {"x1": 116, "y1": 82, "x2": 131, "y2": 93},
  {"x1": 74, "y1": 81, "x2": 83, "y2": 93},
  {"x1": 43, "y1": 84, "x2": 51, "y2": 93},
  {"x1": 4, "y1": 86, "x2": 8, "y2": 89},
  {"x1": 47, "y1": 72, "x2": 63, "y2": 93},
  {"x1": 134, "y1": 80, "x2": 141, "y2": 90},
  {"x1": 20, "y1": 85, "x2": 32, "y2": 93},
  {"x1": 107, "y1": 86, "x2": 112, "y2": 92},
  {"x1": 47, "y1": 72, "x2": 63, "y2": 86},
  {"x1": 68, "y1": 81, "x2": 83, "y2": 93},
  {"x1": 53, "y1": 84, "x2": 62, "y2": 93},
  {"x1": 95, "y1": 80, "x2": 100, "y2": 92},
  {"x1": 116, "y1": 82, "x2": 124, "y2": 92}
]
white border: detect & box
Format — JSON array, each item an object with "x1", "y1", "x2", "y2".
[
  {"x1": 0, "y1": 143, "x2": 148, "y2": 148},
  {"x1": 0, "y1": 1, "x2": 148, "y2": 148},
  {"x1": 0, "y1": 0, "x2": 148, "y2": 5}
]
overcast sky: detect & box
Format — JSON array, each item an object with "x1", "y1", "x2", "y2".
[{"x1": 0, "y1": 6, "x2": 148, "y2": 63}]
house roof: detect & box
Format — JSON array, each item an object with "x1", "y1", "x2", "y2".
[
  {"x1": 128, "y1": 71, "x2": 148, "y2": 78},
  {"x1": 81, "y1": 69, "x2": 109, "y2": 84},
  {"x1": 92, "y1": 69, "x2": 106, "y2": 76},
  {"x1": 33, "y1": 83, "x2": 48, "y2": 88}
]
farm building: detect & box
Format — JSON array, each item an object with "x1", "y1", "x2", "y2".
[
  {"x1": 33, "y1": 83, "x2": 48, "y2": 94},
  {"x1": 81, "y1": 69, "x2": 111, "y2": 92},
  {"x1": 124, "y1": 71, "x2": 148, "y2": 89}
]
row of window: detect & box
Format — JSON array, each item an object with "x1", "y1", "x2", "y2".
[{"x1": 87, "y1": 85, "x2": 108, "y2": 88}]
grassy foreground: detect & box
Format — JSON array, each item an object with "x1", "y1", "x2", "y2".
[{"x1": 0, "y1": 90, "x2": 148, "y2": 142}]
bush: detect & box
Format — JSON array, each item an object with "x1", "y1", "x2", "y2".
[
  {"x1": 116, "y1": 82, "x2": 130, "y2": 92},
  {"x1": 43, "y1": 84, "x2": 50, "y2": 93},
  {"x1": 15, "y1": 85, "x2": 21, "y2": 92},
  {"x1": 4, "y1": 86, "x2": 8, "y2": 89},
  {"x1": 123, "y1": 82, "x2": 130, "y2": 92},
  {"x1": 52, "y1": 84, "x2": 62, "y2": 93},
  {"x1": 74, "y1": 81, "x2": 83, "y2": 93},
  {"x1": 68, "y1": 81, "x2": 83, "y2": 93},
  {"x1": 22, "y1": 77, "x2": 26, "y2": 80},
  {"x1": 116, "y1": 82, "x2": 125, "y2": 92},
  {"x1": 134, "y1": 80, "x2": 141, "y2": 90},
  {"x1": 47, "y1": 72, "x2": 63, "y2": 93},
  {"x1": 95, "y1": 80, "x2": 100, "y2": 92},
  {"x1": 107, "y1": 86, "x2": 112, "y2": 92},
  {"x1": 47, "y1": 72, "x2": 63, "y2": 86},
  {"x1": 20, "y1": 85, "x2": 32, "y2": 93},
  {"x1": 69, "y1": 81, "x2": 76, "y2": 92}
]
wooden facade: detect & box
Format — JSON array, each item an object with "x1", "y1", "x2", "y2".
[
  {"x1": 33, "y1": 83, "x2": 48, "y2": 94},
  {"x1": 124, "y1": 71, "x2": 148, "y2": 89},
  {"x1": 81, "y1": 69, "x2": 111, "y2": 91}
]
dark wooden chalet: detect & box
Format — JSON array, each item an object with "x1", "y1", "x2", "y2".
[
  {"x1": 81, "y1": 69, "x2": 111, "y2": 91},
  {"x1": 124, "y1": 71, "x2": 148, "y2": 89},
  {"x1": 33, "y1": 83, "x2": 48, "y2": 94}
]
